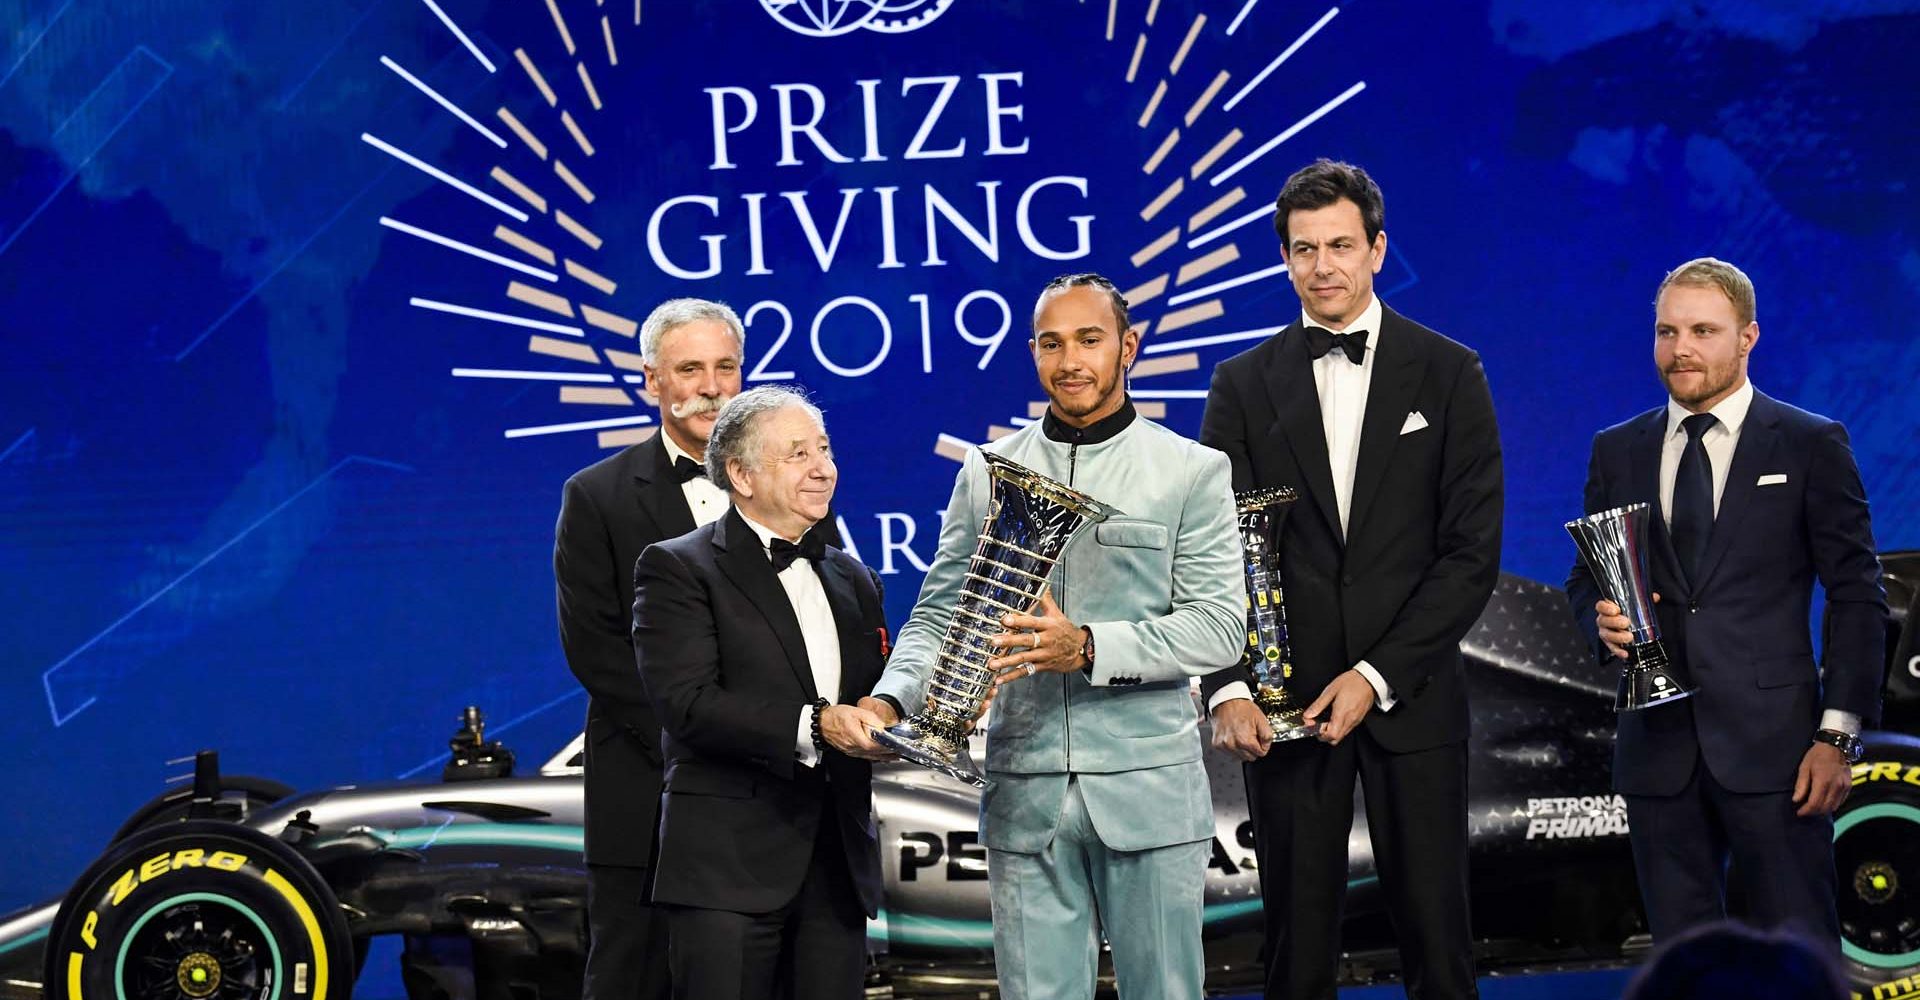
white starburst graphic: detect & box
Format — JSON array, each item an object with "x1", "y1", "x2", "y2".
[{"x1": 363, "y1": 1, "x2": 1367, "y2": 455}]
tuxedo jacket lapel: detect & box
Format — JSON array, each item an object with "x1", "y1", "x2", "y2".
[
  {"x1": 1693, "y1": 391, "x2": 1780, "y2": 592},
  {"x1": 816, "y1": 553, "x2": 878, "y2": 702},
  {"x1": 1346, "y1": 310, "x2": 1429, "y2": 543},
  {"x1": 1262, "y1": 324, "x2": 1343, "y2": 544},
  {"x1": 1630, "y1": 409, "x2": 1688, "y2": 598},
  {"x1": 713, "y1": 509, "x2": 819, "y2": 700},
  {"x1": 631, "y1": 433, "x2": 700, "y2": 543}
]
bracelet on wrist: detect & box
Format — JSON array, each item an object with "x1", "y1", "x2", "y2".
[{"x1": 809, "y1": 698, "x2": 831, "y2": 757}]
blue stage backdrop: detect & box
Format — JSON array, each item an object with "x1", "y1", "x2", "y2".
[{"x1": 0, "y1": 0, "x2": 1914, "y2": 909}]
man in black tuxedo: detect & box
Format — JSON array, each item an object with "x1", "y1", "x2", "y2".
[
  {"x1": 633, "y1": 386, "x2": 893, "y2": 1000},
  {"x1": 1565, "y1": 258, "x2": 1886, "y2": 944},
  {"x1": 553, "y1": 298, "x2": 744, "y2": 1000},
  {"x1": 1199, "y1": 159, "x2": 1504, "y2": 1000}
]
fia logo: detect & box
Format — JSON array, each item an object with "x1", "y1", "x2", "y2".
[{"x1": 759, "y1": 0, "x2": 957, "y2": 38}]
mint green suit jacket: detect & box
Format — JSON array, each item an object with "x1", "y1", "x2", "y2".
[{"x1": 873, "y1": 416, "x2": 1245, "y2": 853}]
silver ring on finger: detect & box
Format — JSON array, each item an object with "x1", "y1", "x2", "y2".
[{"x1": 1025, "y1": 663, "x2": 1036, "y2": 677}]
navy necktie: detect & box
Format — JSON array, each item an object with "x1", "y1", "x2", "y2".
[{"x1": 1670, "y1": 413, "x2": 1717, "y2": 585}]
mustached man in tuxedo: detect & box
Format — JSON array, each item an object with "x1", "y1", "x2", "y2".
[
  {"x1": 1566, "y1": 258, "x2": 1886, "y2": 945},
  {"x1": 1199, "y1": 160, "x2": 1504, "y2": 1000},
  {"x1": 553, "y1": 298, "x2": 746, "y2": 1000},
  {"x1": 633, "y1": 386, "x2": 894, "y2": 1000}
]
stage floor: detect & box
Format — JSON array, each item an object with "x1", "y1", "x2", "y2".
[
  {"x1": 350, "y1": 934, "x2": 1640, "y2": 998},
  {"x1": 1326, "y1": 966, "x2": 1634, "y2": 999}
]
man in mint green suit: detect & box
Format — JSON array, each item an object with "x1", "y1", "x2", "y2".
[{"x1": 863, "y1": 274, "x2": 1246, "y2": 1000}]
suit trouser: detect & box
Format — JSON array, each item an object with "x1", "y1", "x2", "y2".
[
  {"x1": 662, "y1": 800, "x2": 867, "y2": 1000},
  {"x1": 583, "y1": 864, "x2": 671, "y2": 1000},
  {"x1": 988, "y1": 775, "x2": 1209, "y2": 1000},
  {"x1": 1244, "y1": 728, "x2": 1476, "y2": 1000},
  {"x1": 1623, "y1": 755, "x2": 1838, "y2": 945}
]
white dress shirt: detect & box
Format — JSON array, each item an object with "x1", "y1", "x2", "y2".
[
  {"x1": 736, "y1": 512, "x2": 844, "y2": 767},
  {"x1": 1659, "y1": 378, "x2": 1752, "y2": 528},
  {"x1": 659, "y1": 429, "x2": 730, "y2": 527},
  {"x1": 1212, "y1": 295, "x2": 1397, "y2": 714},
  {"x1": 1657, "y1": 380, "x2": 1857, "y2": 736}
]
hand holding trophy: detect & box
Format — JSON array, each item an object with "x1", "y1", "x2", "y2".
[
  {"x1": 1236, "y1": 487, "x2": 1319, "y2": 742},
  {"x1": 1566, "y1": 502, "x2": 1697, "y2": 711},
  {"x1": 870, "y1": 453, "x2": 1116, "y2": 786}
]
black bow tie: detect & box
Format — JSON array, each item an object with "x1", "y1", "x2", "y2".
[
  {"x1": 1305, "y1": 327, "x2": 1370, "y2": 364},
  {"x1": 672, "y1": 456, "x2": 707, "y2": 483},
  {"x1": 768, "y1": 533, "x2": 827, "y2": 572}
]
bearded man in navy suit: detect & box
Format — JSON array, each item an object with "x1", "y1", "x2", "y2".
[{"x1": 1566, "y1": 257, "x2": 1887, "y2": 945}]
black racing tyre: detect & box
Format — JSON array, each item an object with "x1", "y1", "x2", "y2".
[
  {"x1": 1836, "y1": 748, "x2": 1920, "y2": 999},
  {"x1": 108, "y1": 778, "x2": 297, "y2": 846},
  {"x1": 42, "y1": 820, "x2": 353, "y2": 1000}
]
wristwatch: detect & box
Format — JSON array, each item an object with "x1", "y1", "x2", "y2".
[
  {"x1": 1079, "y1": 626, "x2": 1096, "y2": 674},
  {"x1": 1811, "y1": 728, "x2": 1863, "y2": 764}
]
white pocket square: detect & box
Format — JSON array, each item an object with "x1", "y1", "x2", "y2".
[
  {"x1": 1400, "y1": 411, "x2": 1429, "y2": 435},
  {"x1": 1756, "y1": 473, "x2": 1788, "y2": 486}
]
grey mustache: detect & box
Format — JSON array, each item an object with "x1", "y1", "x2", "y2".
[{"x1": 670, "y1": 394, "x2": 729, "y2": 419}]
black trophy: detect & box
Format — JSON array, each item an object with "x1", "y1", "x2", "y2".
[{"x1": 1236, "y1": 487, "x2": 1318, "y2": 742}]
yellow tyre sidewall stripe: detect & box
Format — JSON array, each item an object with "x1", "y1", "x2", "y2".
[{"x1": 262, "y1": 869, "x2": 327, "y2": 1000}]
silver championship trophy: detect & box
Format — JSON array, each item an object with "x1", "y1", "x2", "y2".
[
  {"x1": 872, "y1": 452, "x2": 1117, "y2": 787},
  {"x1": 1565, "y1": 502, "x2": 1698, "y2": 711},
  {"x1": 1236, "y1": 487, "x2": 1319, "y2": 742}
]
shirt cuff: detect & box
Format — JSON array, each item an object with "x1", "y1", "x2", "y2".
[
  {"x1": 1208, "y1": 681, "x2": 1253, "y2": 713},
  {"x1": 1819, "y1": 709, "x2": 1861, "y2": 737},
  {"x1": 795, "y1": 706, "x2": 819, "y2": 768},
  {"x1": 1354, "y1": 661, "x2": 1396, "y2": 712}
]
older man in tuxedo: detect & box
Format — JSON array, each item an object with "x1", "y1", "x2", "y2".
[
  {"x1": 1199, "y1": 159, "x2": 1504, "y2": 1000},
  {"x1": 1566, "y1": 258, "x2": 1886, "y2": 944},
  {"x1": 634, "y1": 386, "x2": 893, "y2": 1000}
]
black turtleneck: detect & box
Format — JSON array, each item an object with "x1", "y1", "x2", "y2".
[{"x1": 1041, "y1": 396, "x2": 1137, "y2": 446}]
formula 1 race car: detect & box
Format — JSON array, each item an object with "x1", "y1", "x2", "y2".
[{"x1": 3, "y1": 561, "x2": 1916, "y2": 1000}]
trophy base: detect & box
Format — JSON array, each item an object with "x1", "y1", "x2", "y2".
[
  {"x1": 1616, "y1": 641, "x2": 1697, "y2": 713},
  {"x1": 1266, "y1": 710, "x2": 1321, "y2": 743},
  {"x1": 1254, "y1": 688, "x2": 1320, "y2": 742},
  {"x1": 872, "y1": 717, "x2": 987, "y2": 788}
]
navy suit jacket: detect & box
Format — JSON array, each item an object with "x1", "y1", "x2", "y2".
[{"x1": 1565, "y1": 389, "x2": 1886, "y2": 796}]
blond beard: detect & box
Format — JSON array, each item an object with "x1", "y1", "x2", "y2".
[{"x1": 1660, "y1": 359, "x2": 1741, "y2": 408}]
